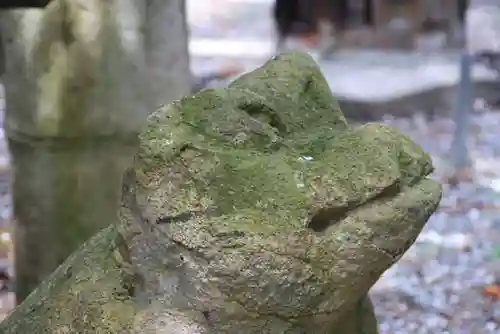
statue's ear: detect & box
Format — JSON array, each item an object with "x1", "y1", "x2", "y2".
[{"x1": 229, "y1": 52, "x2": 348, "y2": 135}]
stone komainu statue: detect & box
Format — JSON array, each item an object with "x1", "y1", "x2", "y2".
[{"x1": 0, "y1": 52, "x2": 442, "y2": 333}]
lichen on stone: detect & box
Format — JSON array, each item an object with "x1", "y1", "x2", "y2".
[
  {"x1": 1, "y1": 51, "x2": 441, "y2": 334},
  {"x1": 127, "y1": 51, "x2": 442, "y2": 333}
]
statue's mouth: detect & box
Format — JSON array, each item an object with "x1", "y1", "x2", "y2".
[
  {"x1": 303, "y1": 177, "x2": 442, "y2": 273},
  {"x1": 307, "y1": 166, "x2": 438, "y2": 234},
  {"x1": 307, "y1": 182, "x2": 402, "y2": 233}
]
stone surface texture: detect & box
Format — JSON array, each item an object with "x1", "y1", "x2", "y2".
[{"x1": 0, "y1": 52, "x2": 441, "y2": 333}]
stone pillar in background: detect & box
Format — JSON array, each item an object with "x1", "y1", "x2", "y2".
[{"x1": 0, "y1": 0, "x2": 191, "y2": 303}]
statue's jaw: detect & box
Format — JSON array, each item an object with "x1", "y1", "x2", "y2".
[
  {"x1": 210, "y1": 177, "x2": 442, "y2": 327},
  {"x1": 307, "y1": 152, "x2": 437, "y2": 231},
  {"x1": 340, "y1": 176, "x2": 442, "y2": 250},
  {"x1": 299, "y1": 177, "x2": 442, "y2": 294}
]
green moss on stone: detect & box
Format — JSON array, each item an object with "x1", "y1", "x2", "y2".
[
  {"x1": 1, "y1": 52, "x2": 441, "y2": 334},
  {"x1": 127, "y1": 51, "x2": 442, "y2": 332}
]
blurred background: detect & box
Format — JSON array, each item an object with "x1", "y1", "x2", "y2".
[{"x1": 1, "y1": 0, "x2": 500, "y2": 333}]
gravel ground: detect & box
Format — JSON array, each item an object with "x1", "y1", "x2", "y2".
[{"x1": 369, "y1": 110, "x2": 500, "y2": 334}]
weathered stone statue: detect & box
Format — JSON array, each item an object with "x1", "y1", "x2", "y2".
[{"x1": 0, "y1": 52, "x2": 442, "y2": 333}]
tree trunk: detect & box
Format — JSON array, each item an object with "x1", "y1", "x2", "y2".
[
  {"x1": 0, "y1": 0, "x2": 190, "y2": 303},
  {"x1": 0, "y1": 52, "x2": 442, "y2": 333}
]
